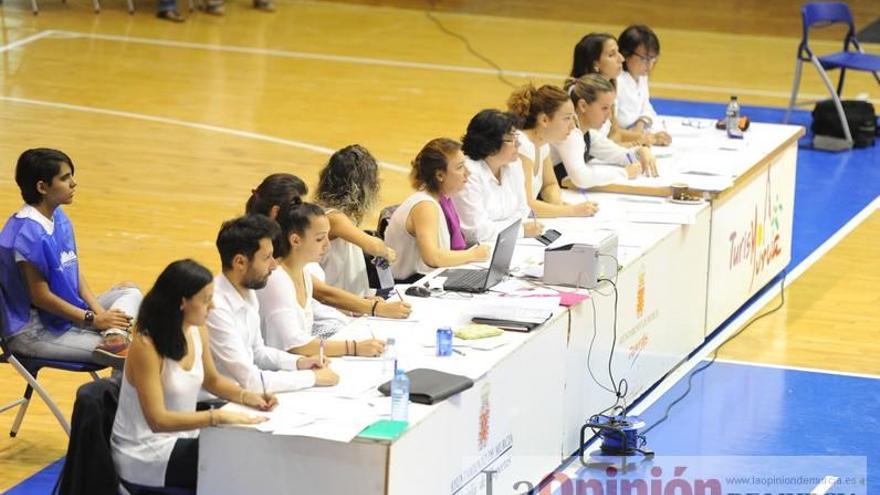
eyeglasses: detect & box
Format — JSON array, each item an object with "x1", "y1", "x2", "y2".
[
  {"x1": 634, "y1": 52, "x2": 659, "y2": 64},
  {"x1": 501, "y1": 135, "x2": 519, "y2": 146}
]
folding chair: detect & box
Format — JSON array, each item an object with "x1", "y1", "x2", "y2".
[
  {"x1": 784, "y1": 2, "x2": 880, "y2": 148},
  {"x1": 26, "y1": 0, "x2": 136, "y2": 16},
  {"x1": 0, "y1": 289, "x2": 105, "y2": 437}
]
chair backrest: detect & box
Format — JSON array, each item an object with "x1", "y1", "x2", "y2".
[
  {"x1": 800, "y1": 2, "x2": 856, "y2": 57},
  {"x1": 376, "y1": 204, "x2": 400, "y2": 240}
]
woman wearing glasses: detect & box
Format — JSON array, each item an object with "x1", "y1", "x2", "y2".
[
  {"x1": 453, "y1": 109, "x2": 543, "y2": 244},
  {"x1": 570, "y1": 32, "x2": 671, "y2": 147},
  {"x1": 616, "y1": 25, "x2": 670, "y2": 146}
]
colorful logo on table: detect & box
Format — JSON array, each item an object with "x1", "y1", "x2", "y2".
[
  {"x1": 478, "y1": 383, "x2": 490, "y2": 451},
  {"x1": 728, "y1": 173, "x2": 784, "y2": 289},
  {"x1": 636, "y1": 269, "x2": 646, "y2": 319}
]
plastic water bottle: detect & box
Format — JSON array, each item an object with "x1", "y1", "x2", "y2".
[
  {"x1": 390, "y1": 368, "x2": 410, "y2": 422},
  {"x1": 382, "y1": 337, "x2": 398, "y2": 378},
  {"x1": 725, "y1": 96, "x2": 741, "y2": 137}
]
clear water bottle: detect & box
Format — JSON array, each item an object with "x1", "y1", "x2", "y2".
[
  {"x1": 382, "y1": 337, "x2": 398, "y2": 378},
  {"x1": 726, "y1": 96, "x2": 741, "y2": 137},
  {"x1": 390, "y1": 368, "x2": 410, "y2": 422}
]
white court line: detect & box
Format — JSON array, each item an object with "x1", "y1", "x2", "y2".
[
  {"x1": 812, "y1": 476, "x2": 839, "y2": 495},
  {"x1": 714, "y1": 358, "x2": 880, "y2": 380},
  {"x1": 0, "y1": 95, "x2": 410, "y2": 174},
  {"x1": 46, "y1": 29, "x2": 877, "y2": 104},
  {"x1": 0, "y1": 30, "x2": 54, "y2": 54}
]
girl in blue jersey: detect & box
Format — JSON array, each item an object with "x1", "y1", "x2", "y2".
[{"x1": 0, "y1": 148, "x2": 142, "y2": 367}]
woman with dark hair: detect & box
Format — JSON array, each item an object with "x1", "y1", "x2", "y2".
[
  {"x1": 315, "y1": 145, "x2": 397, "y2": 297},
  {"x1": 453, "y1": 109, "x2": 541, "y2": 244},
  {"x1": 111, "y1": 259, "x2": 275, "y2": 491},
  {"x1": 256, "y1": 199, "x2": 387, "y2": 358},
  {"x1": 616, "y1": 25, "x2": 669, "y2": 144},
  {"x1": 507, "y1": 84, "x2": 599, "y2": 218},
  {"x1": 552, "y1": 74, "x2": 658, "y2": 187},
  {"x1": 245, "y1": 174, "x2": 411, "y2": 320},
  {"x1": 570, "y1": 33, "x2": 671, "y2": 147},
  {"x1": 385, "y1": 138, "x2": 490, "y2": 281}
]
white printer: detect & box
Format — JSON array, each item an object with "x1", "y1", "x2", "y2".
[{"x1": 542, "y1": 230, "x2": 619, "y2": 288}]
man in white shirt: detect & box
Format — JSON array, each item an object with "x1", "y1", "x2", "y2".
[{"x1": 206, "y1": 214, "x2": 338, "y2": 392}]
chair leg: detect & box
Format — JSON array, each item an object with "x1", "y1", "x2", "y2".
[
  {"x1": 89, "y1": 371, "x2": 100, "y2": 380},
  {"x1": 836, "y1": 68, "x2": 846, "y2": 96},
  {"x1": 810, "y1": 56, "x2": 853, "y2": 145},
  {"x1": 31, "y1": 0, "x2": 38, "y2": 15},
  {"x1": 784, "y1": 58, "x2": 803, "y2": 124},
  {"x1": 93, "y1": 0, "x2": 100, "y2": 13},
  {"x1": 10, "y1": 385, "x2": 34, "y2": 438},
  {"x1": 127, "y1": 0, "x2": 134, "y2": 14},
  {"x1": 7, "y1": 356, "x2": 72, "y2": 436}
]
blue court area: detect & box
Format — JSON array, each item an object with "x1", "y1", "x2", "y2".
[
  {"x1": 4, "y1": 100, "x2": 878, "y2": 494},
  {"x1": 566, "y1": 361, "x2": 879, "y2": 494}
]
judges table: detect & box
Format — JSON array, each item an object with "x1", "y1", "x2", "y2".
[{"x1": 199, "y1": 120, "x2": 803, "y2": 495}]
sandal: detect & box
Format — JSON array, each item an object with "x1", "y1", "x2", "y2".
[{"x1": 156, "y1": 9, "x2": 185, "y2": 21}]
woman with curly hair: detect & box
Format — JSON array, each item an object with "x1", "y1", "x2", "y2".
[{"x1": 314, "y1": 145, "x2": 396, "y2": 297}]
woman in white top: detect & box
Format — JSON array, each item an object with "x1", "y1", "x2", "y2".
[
  {"x1": 111, "y1": 259, "x2": 275, "y2": 491},
  {"x1": 314, "y1": 145, "x2": 396, "y2": 297},
  {"x1": 454, "y1": 109, "x2": 543, "y2": 243},
  {"x1": 506, "y1": 83, "x2": 599, "y2": 218},
  {"x1": 386, "y1": 138, "x2": 489, "y2": 281},
  {"x1": 616, "y1": 25, "x2": 664, "y2": 134},
  {"x1": 552, "y1": 74, "x2": 658, "y2": 187},
  {"x1": 258, "y1": 198, "x2": 386, "y2": 358},
  {"x1": 570, "y1": 33, "x2": 671, "y2": 147},
  {"x1": 246, "y1": 174, "x2": 411, "y2": 320}
]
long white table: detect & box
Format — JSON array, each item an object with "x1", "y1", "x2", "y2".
[{"x1": 199, "y1": 120, "x2": 803, "y2": 495}]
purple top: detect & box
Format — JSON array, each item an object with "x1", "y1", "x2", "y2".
[{"x1": 438, "y1": 195, "x2": 466, "y2": 251}]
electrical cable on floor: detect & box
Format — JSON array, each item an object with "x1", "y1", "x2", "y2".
[
  {"x1": 642, "y1": 269, "x2": 788, "y2": 435},
  {"x1": 423, "y1": 0, "x2": 518, "y2": 88}
]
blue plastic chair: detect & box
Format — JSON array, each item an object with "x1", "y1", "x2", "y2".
[
  {"x1": 784, "y1": 2, "x2": 880, "y2": 147},
  {"x1": 0, "y1": 288, "x2": 105, "y2": 437}
]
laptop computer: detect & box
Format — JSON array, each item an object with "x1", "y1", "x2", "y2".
[{"x1": 440, "y1": 218, "x2": 522, "y2": 293}]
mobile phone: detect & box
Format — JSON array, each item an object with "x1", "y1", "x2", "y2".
[{"x1": 536, "y1": 229, "x2": 562, "y2": 246}]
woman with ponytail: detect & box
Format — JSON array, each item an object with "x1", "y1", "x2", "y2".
[
  {"x1": 246, "y1": 174, "x2": 411, "y2": 321},
  {"x1": 256, "y1": 198, "x2": 388, "y2": 358},
  {"x1": 506, "y1": 83, "x2": 599, "y2": 218},
  {"x1": 551, "y1": 74, "x2": 658, "y2": 188}
]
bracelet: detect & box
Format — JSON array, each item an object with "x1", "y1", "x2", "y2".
[
  {"x1": 370, "y1": 300, "x2": 379, "y2": 317},
  {"x1": 239, "y1": 389, "x2": 246, "y2": 405},
  {"x1": 208, "y1": 409, "x2": 217, "y2": 427}
]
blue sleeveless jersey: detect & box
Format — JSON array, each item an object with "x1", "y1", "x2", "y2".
[{"x1": 0, "y1": 207, "x2": 87, "y2": 338}]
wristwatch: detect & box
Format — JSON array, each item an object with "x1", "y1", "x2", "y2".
[{"x1": 84, "y1": 310, "x2": 95, "y2": 327}]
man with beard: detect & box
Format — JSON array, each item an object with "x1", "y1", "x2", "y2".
[{"x1": 206, "y1": 214, "x2": 338, "y2": 393}]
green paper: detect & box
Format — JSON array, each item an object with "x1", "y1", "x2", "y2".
[{"x1": 359, "y1": 419, "x2": 408, "y2": 440}]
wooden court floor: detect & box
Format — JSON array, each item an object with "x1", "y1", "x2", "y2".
[{"x1": 0, "y1": 0, "x2": 878, "y2": 490}]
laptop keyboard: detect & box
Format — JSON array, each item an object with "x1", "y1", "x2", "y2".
[{"x1": 443, "y1": 269, "x2": 488, "y2": 290}]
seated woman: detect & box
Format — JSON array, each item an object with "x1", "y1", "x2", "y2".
[
  {"x1": 256, "y1": 198, "x2": 386, "y2": 358},
  {"x1": 453, "y1": 109, "x2": 543, "y2": 244},
  {"x1": 0, "y1": 148, "x2": 142, "y2": 369},
  {"x1": 506, "y1": 83, "x2": 599, "y2": 218},
  {"x1": 552, "y1": 74, "x2": 658, "y2": 187},
  {"x1": 616, "y1": 25, "x2": 664, "y2": 134},
  {"x1": 385, "y1": 138, "x2": 490, "y2": 281},
  {"x1": 314, "y1": 145, "x2": 397, "y2": 297},
  {"x1": 247, "y1": 174, "x2": 411, "y2": 321},
  {"x1": 570, "y1": 32, "x2": 671, "y2": 147},
  {"x1": 111, "y1": 259, "x2": 275, "y2": 491}
]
